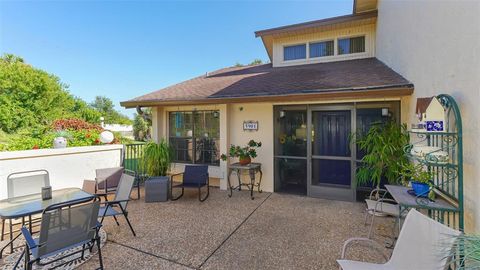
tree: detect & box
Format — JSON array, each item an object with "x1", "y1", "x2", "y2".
[
  {"x1": 0, "y1": 54, "x2": 76, "y2": 133},
  {"x1": 133, "y1": 113, "x2": 149, "y2": 141},
  {"x1": 72, "y1": 97, "x2": 102, "y2": 123},
  {"x1": 233, "y1": 59, "x2": 265, "y2": 67},
  {"x1": 90, "y1": 95, "x2": 132, "y2": 125},
  {"x1": 90, "y1": 96, "x2": 115, "y2": 114},
  {"x1": 248, "y1": 59, "x2": 263, "y2": 65},
  {"x1": 0, "y1": 54, "x2": 113, "y2": 134}
]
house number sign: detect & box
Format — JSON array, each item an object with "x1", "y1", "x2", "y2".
[{"x1": 243, "y1": 121, "x2": 258, "y2": 131}]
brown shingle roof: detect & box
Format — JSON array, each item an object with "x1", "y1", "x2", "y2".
[{"x1": 121, "y1": 58, "x2": 413, "y2": 108}]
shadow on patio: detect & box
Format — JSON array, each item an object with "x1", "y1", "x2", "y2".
[{"x1": 80, "y1": 187, "x2": 392, "y2": 270}]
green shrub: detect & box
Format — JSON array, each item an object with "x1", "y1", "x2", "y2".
[{"x1": 140, "y1": 140, "x2": 172, "y2": 176}]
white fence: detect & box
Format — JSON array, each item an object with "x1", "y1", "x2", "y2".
[{"x1": 0, "y1": 145, "x2": 123, "y2": 199}]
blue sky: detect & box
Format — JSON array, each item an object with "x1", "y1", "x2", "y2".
[{"x1": 0, "y1": 0, "x2": 352, "y2": 117}]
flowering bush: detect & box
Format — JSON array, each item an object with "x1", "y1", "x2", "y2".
[
  {"x1": 52, "y1": 118, "x2": 102, "y2": 131},
  {"x1": 1, "y1": 118, "x2": 132, "y2": 151}
]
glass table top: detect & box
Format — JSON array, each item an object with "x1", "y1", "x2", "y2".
[{"x1": 0, "y1": 188, "x2": 94, "y2": 219}]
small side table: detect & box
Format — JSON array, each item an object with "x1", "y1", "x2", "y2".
[
  {"x1": 227, "y1": 162, "x2": 262, "y2": 200},
  {"x1": 145, "y1": 177, "x2": 169, "y2": 202}
]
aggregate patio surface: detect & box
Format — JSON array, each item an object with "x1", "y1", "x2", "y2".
[{"x1": 80, "y1": 187, "x2": 394, "y2": 270}]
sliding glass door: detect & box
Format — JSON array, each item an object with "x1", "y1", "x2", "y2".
[
  {"x1": 274, "y1": 102, "x2": 400, "y2": 201},
  {"x1": 274, "y1": 106, "x2": 307, "y2": 195}
]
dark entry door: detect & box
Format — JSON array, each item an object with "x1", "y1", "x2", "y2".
[{"x1": 308, "y1": 107, "x2": 354, "y2": 200}]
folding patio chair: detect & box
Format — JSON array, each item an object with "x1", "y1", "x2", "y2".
[
  {"x1": 171, "y1": 165, "x2": 210, "y2": 202},
  {"x1": 364, "y1": 188, "x2": 406, "y2": 238},
  {"x1": 19, "y1": 196, "x2": 103, "y2": 270},
  {"x1": 98, "y1": 173, "x2": 136, "y2": 236},
  {"x1": 94, "y1": 167, "x2": 124, "y2": 195},
  {"x1": 2, "y1": 170, "x2": 50, "y2": 242},
  {"x1": 337, "y1": 209, "x2": 461, "y2": 270}
]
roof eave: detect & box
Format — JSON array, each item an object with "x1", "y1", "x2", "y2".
[
  {"x1": 254, "y1": 10, "x2": 377, "y2": 38},
  {"x1": 120, "y1": 84, "x2": 413, "y2": 108}
]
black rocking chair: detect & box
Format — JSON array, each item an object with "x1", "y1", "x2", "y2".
[{"x1": 171, "y1": 165, "x2": 210, "y2": 202}]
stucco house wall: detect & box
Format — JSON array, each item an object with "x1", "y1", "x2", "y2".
[{"x1": 376, "y1": 0, "x2": 480, "y2": 232}]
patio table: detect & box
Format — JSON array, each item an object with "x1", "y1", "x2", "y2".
[
  {"x1": 384, "y1": 184, "x2": 459, "y2": 241},
  {"x1": 0, "y1": 187, "x2": 94, "y2": 257},
  {"x1": 227, "y1": 162, "x2": 262, "y2": 200}
]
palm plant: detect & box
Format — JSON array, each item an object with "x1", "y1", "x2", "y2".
[
  {"x1": 353, "y1": 121, "x2": 410, "y2": 190},
  {"x1": 141, "y1": 139, "x2": 172, "y2": 176},
  {"x1": 450, "y1": 234, "x2": 480, "y2": 269}
]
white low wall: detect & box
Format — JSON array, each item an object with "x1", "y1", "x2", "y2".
[{"x1": 0, "y1": 145, "x2": 123, "y2": 199}]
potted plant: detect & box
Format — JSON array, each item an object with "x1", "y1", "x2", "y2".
[
  {"x1": 53, "y1": 130, "x2": 71, "y2": 149},
  {"x1": 221, "y1": 140, "x2": 262, "y2": 165},
  {"x1": 141, "y1": 139, "x2": 172, "y2": 180},
  {"x1": 353, "y1": 121, "x2": 410, "y2": 198},
  {"x1": 399, "y1": 162, "x2": 435, "y2": 199}
]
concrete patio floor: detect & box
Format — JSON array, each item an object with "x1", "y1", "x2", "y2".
[{"x1": 80, "y1": 188, "x2": 393, "y2": 270}]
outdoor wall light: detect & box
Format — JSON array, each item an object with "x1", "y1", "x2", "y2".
[
  {"x1": 213, "y1": 111, "x2": 219, "y2": 118},
  {"x1": 381, "y1": 108, "x2": 393, "y2": 118},
  {"x1": 381, "y1": 108, "x2": 390, "y2": 117},
  {"x1": 279, "y1": 110, "x2": 286, "y2": 118}
]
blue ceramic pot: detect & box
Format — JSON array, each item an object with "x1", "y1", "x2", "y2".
[{"x1": 411, "y1": 181, "x2": 430, "y2": 197}]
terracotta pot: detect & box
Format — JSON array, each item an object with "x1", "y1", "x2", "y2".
[{"x1": 239, "y1": 156, "x2": 251, "y2": 165}]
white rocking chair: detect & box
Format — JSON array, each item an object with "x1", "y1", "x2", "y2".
[{"x1": 338, "y1": 209, "x2": 461, "y2": 270}]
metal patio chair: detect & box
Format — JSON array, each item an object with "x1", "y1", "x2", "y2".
[
  {"x1": 2, "y1": 170, "x2": 50, "y2": 242},
  {"x1": 94, "y1": 167, "x2": 124, "y2": 195},
  {"x1": 18, "y1": 196, "x2": 103, "y2": 270},
  {"x1": 364, "y1": 188, "x2": 406, "y2": 238},
  {"x1": 98, "y1": 173, "x2": 136, "y2": 236},
  {"x1": 171, "y1": 165, "x2": 210, "y2": 202},
  {"x1": 338, "y1": 209, "x2": 461, "y2": 270}
]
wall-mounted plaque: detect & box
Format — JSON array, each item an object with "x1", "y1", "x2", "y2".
[{"x1": 243, "y1": 121, "x2": 258, "y2": 131}]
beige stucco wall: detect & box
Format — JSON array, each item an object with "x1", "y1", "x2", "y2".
[
  {"x1": 376, "y1": 0, "x2": 480, "y2": 232},
  {"x1": 272, "y1": 23, "x2": 376, "y2": 67},
  {"x1": 227, "y1": 103, "x2": 275, "y2": 192}
]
